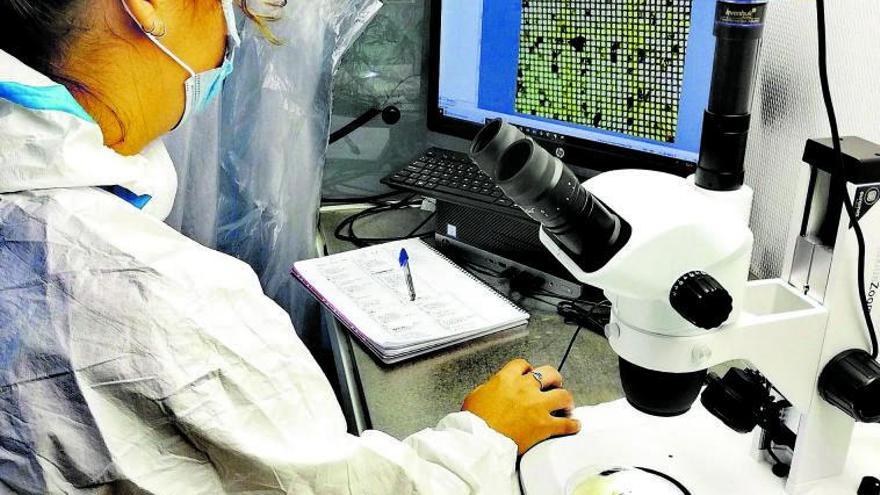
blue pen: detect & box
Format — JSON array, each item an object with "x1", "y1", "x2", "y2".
[{"x1": 399, "y1": 248, "x2": 417, "y2": 301}]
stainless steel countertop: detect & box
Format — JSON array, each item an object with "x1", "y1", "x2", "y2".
[{"x1": 319, "y1": 205, "x2": 624, "y2": 439}]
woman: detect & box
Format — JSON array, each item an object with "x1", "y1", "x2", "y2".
[{"x1": 0, "y1": 0, "x2": 581, "y2": 493}]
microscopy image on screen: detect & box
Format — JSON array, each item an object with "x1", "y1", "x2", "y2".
[{"x1": 515, "y1": 0, "x2": 694, "y2": 143}]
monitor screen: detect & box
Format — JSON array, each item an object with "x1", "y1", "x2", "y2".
[{"x1": 436, "y1": 0, "x2": 716, "y2": 165}]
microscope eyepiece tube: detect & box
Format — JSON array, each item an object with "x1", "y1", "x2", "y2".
[{"x1": 489, "y1": 134, "x2": 629, "y2": 273}]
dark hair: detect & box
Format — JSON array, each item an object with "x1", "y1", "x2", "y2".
[
  {"x1": 1, "y1": 0, "x2": 282, "y2": 147},
  {"x1": 0, "y1": 0, "x2": 86, "y2": 83},
  {"x1": 0, "y1": 0, "x2": 284, "y2": 82}
]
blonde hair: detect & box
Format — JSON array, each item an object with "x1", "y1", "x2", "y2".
[{"x1": 237, "y1": 0, "x2": 284, "y2": 45}]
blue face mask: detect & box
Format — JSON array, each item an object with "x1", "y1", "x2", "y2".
[{"x1": 123, "y1": 0, "x2": 240, "y2": 129}]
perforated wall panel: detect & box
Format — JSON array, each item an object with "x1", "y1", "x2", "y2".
[{"x1": 745, "y1": 0, "x2": 880, "y2": 278}]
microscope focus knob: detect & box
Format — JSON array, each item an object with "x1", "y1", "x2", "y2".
[
  {"x1": 670, "y1": 271, "x2": 733, "y2": 329},
  {"x1": 859, "y1": 477, "x2": 880, "y2": 495}
]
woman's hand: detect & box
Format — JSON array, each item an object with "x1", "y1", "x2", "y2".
[{"x1": 462, "y1": 358, "x2": 581, "y2": 455}]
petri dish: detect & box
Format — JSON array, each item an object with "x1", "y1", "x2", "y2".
[{"x1": 565, "y1": 465, "x2": 691, "y2": 495}]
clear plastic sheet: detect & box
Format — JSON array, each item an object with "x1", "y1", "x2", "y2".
[
  {"x1": 164, "y1": 0, "x2": 382, "y2": 352},
  {"x1": 323, "y1": 0, "x2": 431, "y2": 198}
]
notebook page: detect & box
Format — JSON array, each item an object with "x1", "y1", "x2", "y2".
[{"x1": 293, "y1": 239, "x2": 527, "y2": 349}]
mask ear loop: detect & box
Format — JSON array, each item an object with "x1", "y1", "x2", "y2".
[
  {"x1": 119, "y1": 0, "x2": 196, "y2": 78},
  {"x1": 220, "y1": 0, "x2": 241, "y2": 47}
]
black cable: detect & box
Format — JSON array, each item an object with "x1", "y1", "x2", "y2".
[
  {"x1": 334, "y1": 203, "x2": 399, "y2": 246},
  {"x1": 815, "y1": 0, "x2": 879, "y2": 358},
  {"x1": 334, "y1": 195, "x2": 432, "y2": 247},
  {"x1": 322, "y1": 190, "x2": 408, "y2": 205},
  {"x1": 335, "y1": 201, "x2": 434, "y2": 247},
  {"x1": 456, "y1": 261, "x2": 612, "y2": 370},
  {"x1": 558, "y1": 326, "x2": 583, "y2": 373},
  {"x1": 557, "y1": 300, "x2": 611, "y2": 325},
  {"x1": 335, "y1": 222, "x2": 433, "y2": 247},
  {"x1": 518, "y1": 285, "x2": 610, "y2": 329},
  {"x1": 558, "y1": 300, "x2": 610, "y2": 371}
]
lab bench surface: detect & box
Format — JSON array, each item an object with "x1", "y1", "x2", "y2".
[{"x1": 318, "y1": 205, "x2": 624, "y2": 439}]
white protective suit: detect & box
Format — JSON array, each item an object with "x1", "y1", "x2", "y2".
[{"x1": 0, "y1": 51, "x2": 519, "y2": 494}]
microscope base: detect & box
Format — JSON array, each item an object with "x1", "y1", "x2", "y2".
[{"x1": 520, "y1": 399, "x2": 878, "y2": 495}]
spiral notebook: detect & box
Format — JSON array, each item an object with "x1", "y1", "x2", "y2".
[{"x1": 292, "y1": 239, "x2": 529, "y2": 364}]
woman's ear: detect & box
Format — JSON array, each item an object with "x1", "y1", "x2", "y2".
[{"x1": 122, "y1": 0, "x2": 165, "y2": 37}]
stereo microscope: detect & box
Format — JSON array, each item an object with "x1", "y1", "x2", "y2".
[{"x1": 469, "y1": 1, "x2": 879, "y2": 493}]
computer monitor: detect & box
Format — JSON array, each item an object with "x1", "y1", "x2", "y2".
[{"x1": 428, "y1": 0, "x2": 717, "y2": 176}]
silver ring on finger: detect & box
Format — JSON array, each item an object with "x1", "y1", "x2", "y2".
[{"x1": 531, "y1": 371, "x2": 544, "y2": 389}]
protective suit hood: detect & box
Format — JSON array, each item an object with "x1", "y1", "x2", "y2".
[{"x1": 0, "y1": 50, "x2": 177, "y2": 220}]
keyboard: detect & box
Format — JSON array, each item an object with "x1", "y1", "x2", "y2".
[{"x1": 382, "y1": 148, "x2": 523, "y2": 216}]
